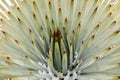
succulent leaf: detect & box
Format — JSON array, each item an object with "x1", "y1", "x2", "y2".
[{"x1": 0, "y1": 0, "x2": 120, "y2": 80}]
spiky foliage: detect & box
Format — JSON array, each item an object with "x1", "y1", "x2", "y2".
[{"x1": 0, "y1": 0, "x2": 120, "y2": 80}]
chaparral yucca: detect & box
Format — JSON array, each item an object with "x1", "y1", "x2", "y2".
[{"x1": 0, "y1": 0, "x2": 120, "y2": 80}]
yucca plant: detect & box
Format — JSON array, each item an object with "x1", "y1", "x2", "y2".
[{"x1": 0, "y1": 0, "x2": 120, "y2": 80}]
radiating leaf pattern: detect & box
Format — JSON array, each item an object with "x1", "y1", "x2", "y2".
[{"x1": 0, "y1": 0, "x2": 120, "y2": 80}]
